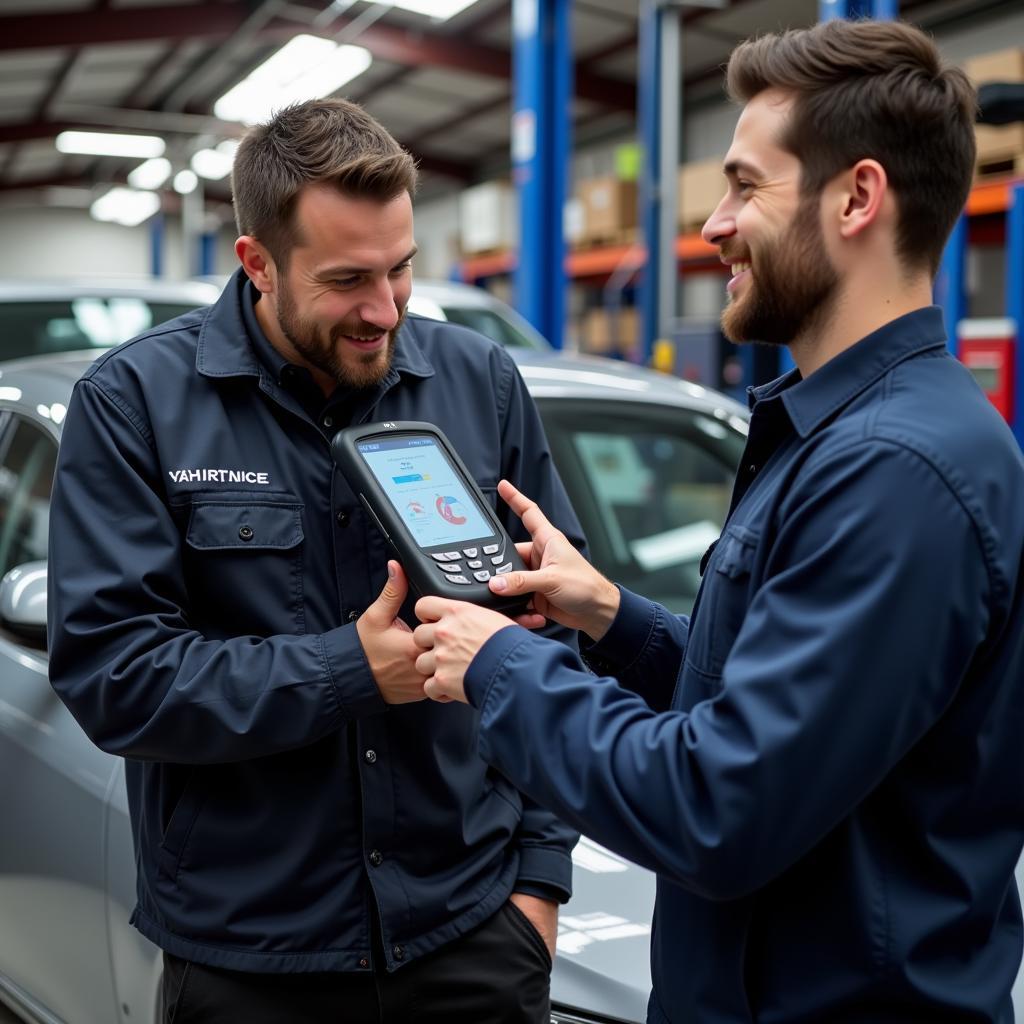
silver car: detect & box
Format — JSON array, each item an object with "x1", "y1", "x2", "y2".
[
  {"x1": 408, "y1": 279, "x2": 550, "y2": 351},
  {"x1": 0, "y1": 277, "x2": 548, "y2": 368},
  {"x1": 0, "y1": 346, "x2": 750, "y2": 1023},
  {"x1": 0, "y1": 279, "x2": 222, "y2": 363}
]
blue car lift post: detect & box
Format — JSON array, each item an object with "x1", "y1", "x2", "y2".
[{"x1": 512, "y1": 0, "x2": 571, "y2": 350}]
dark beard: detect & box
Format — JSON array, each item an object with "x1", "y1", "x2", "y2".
[
  {"x1": 721, "y1": 195, "x2": 838, "y2": 348},
  {"x1": 276, "y1": 281, "x2": 403, "y2": 389}
]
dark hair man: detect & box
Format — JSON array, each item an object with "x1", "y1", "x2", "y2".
[
  {"x1": 47, "y1": 97, "x2": 584, "y2": 1023},
  {"x1": 413, "y1": 20, "x2": 1024, "y2": 1023}
]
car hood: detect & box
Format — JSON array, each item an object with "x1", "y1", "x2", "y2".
[{"x1": 552, "y1": 837, "x2": 654, "y2": 1021}]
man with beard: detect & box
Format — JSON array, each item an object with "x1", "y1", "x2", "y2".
[
  {"x1": 410, "y1": 19, "x2": 1024, "y2": 1024},
  {"x1": 47, "y1": 98, "x2": 584, "y2": 1024}
]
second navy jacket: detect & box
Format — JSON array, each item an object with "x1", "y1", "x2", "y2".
[{"x1": 464, "y1": 308, "x2": 1024, "y2": 1023}]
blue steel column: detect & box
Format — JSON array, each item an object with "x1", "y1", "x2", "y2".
[
  {"x1": 200, "y1": 232, "x2": 217, "y2": 277},
  {"x1": 638, "y1": 0, "x2": 662, "y2": 362},
  {"x1": 935, "y1": 214, "x2": 968, "y2": 356},
  {"x1": 512, "y1": 0, "x2": 571, "y2": 349},
  {"x1": 149, "y1": 213, "x2": 164, "y2": 277},
  {"x1": 1008, "y1": 183, "x2": 1024, "y2": 445}
]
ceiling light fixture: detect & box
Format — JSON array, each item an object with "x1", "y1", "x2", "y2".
[
  {"x1": 375, "y1": 0, "x2": 480, "y2": 19},
  {"x1": 56, "y1": 131, "x2": 166, "y2": 158},
  {"x1": 214, "y1": 35, "x2": 373, "y2": 125},
  {"x1": 90, "y1": 187, "x2": 161, "y2": 227},
  {"x1": 127, "y1": 157, "x2": 172, "y2": 190},
  {"x1": 173, "y1": 170, "x2": 199, "y2": 195},
  {"x1": 190, "y1": 140, "x2": 240, "y2": 181}
]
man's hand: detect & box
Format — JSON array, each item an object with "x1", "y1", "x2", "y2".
[
  {"x1": 413, "y1": 599, "x2": 516, "y2": 704},
  {"x1": 356, "y1": 561, "x2": 427, "y2": 704},
  {"x1": 489, "y1": 479, "x2": 621, "y2": 641},
  {"x1": 509, "y1": 892, "x2": 558, "y2": 961}
]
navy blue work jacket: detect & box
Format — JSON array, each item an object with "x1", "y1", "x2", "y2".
[
  {"x1": 465, "y1": 307, "x2": 1024, "y2": 1023},
  {"x1": 47, "y1": 273, "x2": 583, "y2": 973}
]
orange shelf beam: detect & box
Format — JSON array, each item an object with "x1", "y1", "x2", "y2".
[{"x1": 458, "y1": 174, "x2": 1022, "y2": 282}]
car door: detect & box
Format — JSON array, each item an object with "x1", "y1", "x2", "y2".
[{"x1": 0, "y1": 413, "x2": 121, "y2": 1024}]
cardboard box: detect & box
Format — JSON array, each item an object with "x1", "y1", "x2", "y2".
[
  {"x1": 578, "y1": 178, "x2": 638, "y2": 243},
  {"x1": 678, "y1": 158, "x2": 725, "y2": 231},
  {"x1": 580, "y1": 306, "x2": 639, "y2": 356},
  {"x1": 962, "y1": 49, "x2": 1024, "y2": 165},
  {"x1": 459, "y1": 181, "x2": 516, "y2": 255}
]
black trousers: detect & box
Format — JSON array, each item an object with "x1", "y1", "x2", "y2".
[{"x1": 162, "y1": 901, "x2": 552, "y2": 1024}]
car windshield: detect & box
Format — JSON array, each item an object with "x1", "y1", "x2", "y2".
[
  {"x1": 538, "y1": 398, "x2": 745, "y2": 614},
  {"x1": 0, "y1": 298, "x2": 200, "y2": 361},
  {"x1": 436, "y1": 306, "x2": 548, "y2": 350}
]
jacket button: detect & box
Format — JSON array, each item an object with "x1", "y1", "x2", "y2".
[
  {"x1": 369, "y1": 849, "x2": 383, "y2": 866},
  {"x1": 336, "y1": 510, "x2": 350, "y2": 527},
  {"x1": 358, "y1": 957, "x2": 369, "y2": 969},
  {"x1": 347, "y1": 609, "x2": 361, "y2": 622},
  {"x1": 238, "y1": 525, "x2": 254, "y2": 541},
  {"x1": 323, "y1": 415, "x2": 334, "y2": 429},
  {"x1": 364, "y1": 749, "x2": 377, "y2": 764},
  {"x1": 748, "y1": 463, "x2": 757, "y2": 475},
  {"x1": 392, "y1": 945, "x2": 405, "y2": 961}
]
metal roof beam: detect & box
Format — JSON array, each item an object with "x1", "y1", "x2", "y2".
[{"x1": 0, "y1": 2, "x2": 636, "y2": 112}]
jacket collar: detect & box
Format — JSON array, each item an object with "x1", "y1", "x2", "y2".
[
  {"x1": 196, "y1": 268, "x2": 435, "y2": 383},
  {"x1": 747, "y1": 306, "x2": 948, "y2": 438}
]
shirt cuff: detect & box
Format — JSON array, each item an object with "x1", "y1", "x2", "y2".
[
  {"x1": 319, "y1": 624, "x2": 388, "y2": 720},
  {"x1": 579, "y1": 585, "x2": 659, "y2": 675},
  {"x1": 514, "y1": 845, "x2": 574, "y2": 904}
]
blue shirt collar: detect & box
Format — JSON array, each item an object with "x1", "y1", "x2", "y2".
[{"x1": 747, "y1": 306, "x2": 948, "y2": 438}]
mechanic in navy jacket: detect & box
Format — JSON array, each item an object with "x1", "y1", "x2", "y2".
[
  {"x1": 414, "y1": 20, "x2": 1024, "y2": 1024},
  {"x1": 47, "y1": 98, "x2": 584, "y2": 1024}
]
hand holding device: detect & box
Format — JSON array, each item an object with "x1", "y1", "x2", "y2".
[
  {"x1": 488, "y1": 479, "x2": 621, "y2": 641},
  {"x1": 356, "y1": 561, "x2": 428, "y2": 704},
  {"x1": 332, "y1": 421, "x2": 531, "y2": 614}
]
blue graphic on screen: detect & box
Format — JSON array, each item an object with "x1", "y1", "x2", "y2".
[{"x1": 358, "y1": 436, "x2": 492, "y2": 548}]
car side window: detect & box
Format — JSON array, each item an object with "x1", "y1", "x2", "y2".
[
  {"x1": 538, "y1": 401, "x2": 744, "y2": 614},
  {"x1": 0, "y1": 418, "x2": 57, "y2": 577}
]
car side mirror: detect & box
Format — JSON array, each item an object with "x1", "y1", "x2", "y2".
[{"x1": 0, "y1": 560, "x2": 48, "y2": 646}]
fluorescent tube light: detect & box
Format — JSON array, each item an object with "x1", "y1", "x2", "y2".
[
  {"x1": 376, "y1": 0, "x2": 480, "y2": 19},
  {"x1": 127, "y1": 157, "x2": 172, "y2": 190},
  {"x1": 90, "y1": 187, "x2": 161, "y2": 226},
  {"x1": 214, "y1": 35, "x2": 372, "y2": 124},
  {"x1": 56, "y1": 131, "x2": 165, "y2": 158},
  {"x1": 191, "y1": 149, "x2": 233, "y2": 180},
  {"x1": 173, "y1": 169, "x2": 198, "y2": 194}
]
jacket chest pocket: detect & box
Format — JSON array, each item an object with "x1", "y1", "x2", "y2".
[
  {"x1": 183, "y1": 499, "x2": 305, "y2": 637},
  {"x1": 686, "y1": 524, "x2": 759, "y2": 679}
]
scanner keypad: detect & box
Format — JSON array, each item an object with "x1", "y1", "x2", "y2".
[{"x1": 432, "y1": 543, "x2": 506, "y2": 584}]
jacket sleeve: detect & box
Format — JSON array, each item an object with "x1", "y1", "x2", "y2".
[
  {"x1": 47, "y1": 378, "x2": 386, "y2": 765},
  {"x1": 496, "y1": 354, "x2": 586, "y2": 901},
  {"x1": 463, "y1": 440, "x2": 994, "y2": 899},
  {"x1": 580, "y1": 585, "x2": 690, "y2": 711}
]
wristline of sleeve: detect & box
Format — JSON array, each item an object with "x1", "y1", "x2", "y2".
[
  {"x1": 580, "y1": 585, "x2": 659, "y2": 675},
  {"x1": 513, "y1": 852, "x2": 572, "y2": 904},
  {"x1": 319, "y1": 626, "x2": 388, "y2": 719}
]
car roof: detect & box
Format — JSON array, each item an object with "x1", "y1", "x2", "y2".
[
  {"x1": 0, "y1": 277, "x2": 221, "y2": 305},
  {"x1": 0, "y1": 347, "x2": 749, "y2": 435},
  {"x1": 411, "y1": 278, "x2": 509, "y2": 308},
  {"x1": 511, "y1": 349, "x2": 749, "y2": 422}
]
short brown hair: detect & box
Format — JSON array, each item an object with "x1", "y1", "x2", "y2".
[
  {"x1": 726, "y1": 19, "x2": 977, "y2": 274},
  {"x1": 231, "y1": 97, "x2": 418, "y2": 266}
]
